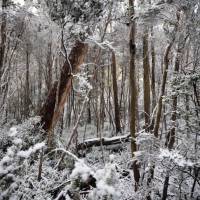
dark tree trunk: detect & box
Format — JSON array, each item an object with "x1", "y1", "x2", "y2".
[
  {"x1": 111, "y1": 51, "x2": 121, "y2": 134},
  {"x1": 162, "y1": 175, "x2": 169, "y2": 200},
  {"x1": 129, "y1": 0, "x2": 140, "y2": 191},
  {"x1": 153, "y1": 41, "x2": 174, "y2": 138},
  {"x1": 46, "y1": 41, "x2": 53, "y2": 91},
  {"x1": 143, "y1": 27, "x2": 151, "y2": 128},
  {"x1": 150, "y1": 27, "x2": 156, "y2": 110},
  {"x1": 0, "y1": 0, "x2": 7, "y2": 79},
  {"x1": 24, "y1": 44, "x2": 30, "y2": 118},
  {"x1": 166, "y1": 42, "x2": 184, "y2": 149}
]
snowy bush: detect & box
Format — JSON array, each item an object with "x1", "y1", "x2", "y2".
[
  {"x1": 0, "y1": 117, "x2": 45, "y2": 199},
  {"x1": 70, "y1": 155, "x2": 120, "y2": 200}
]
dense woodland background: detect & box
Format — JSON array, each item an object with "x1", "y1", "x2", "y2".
[{"x1": 0, "y1": 0, "x2": 200, "y2": 199}]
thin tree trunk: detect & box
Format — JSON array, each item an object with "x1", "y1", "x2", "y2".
[
  {"x1": 153, "y1": 10, "x2": 181, "y2": 138},
  {"x1": 24, "y1": 43, "x2": 30, "y2": 118},
  {"x1": 46, "y1": 41, "x2": 53, "y2": 91},
  {"x1": 37, "y1": 60, "x2": 42, "y2": 109},
  {"x1": 162, "y1": 26, "x2": 186, "y2": 199},
  {"x1": 0, "y1": 0, "x2": 7, "y2": 79},
  {"x1": 100, "y1": 65, "x2": 105, "y2": 131},
  {"x1": 153, "y1": 41, "x2": 174, "y2": 138},
  {"x1": 190, "y1": 167, "x2": 200, "y2": 198},
  {"x1": 150, "y1": 27, "x2": 156, "y2": 111},
  {"x1": 162, "y1": 174, "x2": 170, "y2": 200},
  {"x1": 166, "y1": 42, "x2": 184, "y2": 149},
  {"x1": 111, "y1": 51, "x2": 121, "y2": 134},
  {"x1": 143, "y1": 27, "x2": 151, "y2": 128}
]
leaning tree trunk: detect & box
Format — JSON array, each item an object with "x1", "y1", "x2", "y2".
[
  {"x1": 39, "y1": 40, "x2": 88, "y2": 147},
  {"x1": 162, "y1": 51, "x2": 180, "y2": 200},
  {"x1": 129, "y1": 0, "x2": 140, "y2": 191},
  {"x1": 153, "y1": 10, "x2": 181, "y2": 138},
  {"x1": 161, "y1": 11, "x2": 183, "y2": 200},
  {"x1": 165, "y1": 32, "x2": 188, "y2": 149},
  {"x1": 162, "y1": 37, "x2": 187, "y2": 200},
  {"x1": 153, "y1": 41, "x2": 174, "y2": 138},
  {"x1": 147, "y1": 40, "x2": 174, "y2": 200}
]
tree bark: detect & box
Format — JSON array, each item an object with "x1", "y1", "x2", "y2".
[
  {"x1": 162, "y1": 174, "x2": 169, "y2": 200},
  {"x1": 24, "y1": 43, "x2": 30, "y2": 118},
  {"x1": 153, "y1": 41, "x2": 174, "y2": 138},
  {"x1": 111, "y1": 51, "x2": 121, "y2": 134},
  {"x1": 0, "y1": 0, "x2": 7, "y2": 79},
  {"x1": 165, "y1": 43, "x2": 182, "y2": 149},
  {"x1": 39, "y1": 40, "x2": 88, "y2": 146},
  {"x1": 45, "y1": 41, "x2": 53, "y2": 91},
  {"x1": 150, "y1": 27, "x2": 156, "y2": 111},
  {"x1": 153, "y1": 9, "x2": 181, "y2": 138},
  {"x1": 143, "y1": 27, "x2": 151, "y2": 128},
  {"x1": 129, "y1": 0, "x2": 140, "y2": 191}
]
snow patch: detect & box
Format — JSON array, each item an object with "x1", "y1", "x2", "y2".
[
  {"x1": 17, "y1": 142, "x2": 45, "y2": 158},
  {"x1": 159, "y1": 148, "x2": 193, "y2": 167}
]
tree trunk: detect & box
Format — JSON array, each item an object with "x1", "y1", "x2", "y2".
[
  {"x1": 153, "y1": 10, "x2": 181, "y2": 137},
  {"x1": 129, "y1": 0, "x2": 140, "y2": 191},
  {"x1": 24, "y1": 43, "x2": 30, "y2": 118},
  {"x1": 100, "y1": 64, "x2": 105, "y2": 131},
  {"x1": 37, "y1": 60, "x2": 42, "y2": 109},
  {"x1": 143, "y1": 27, "x2": 151, "y2": 128},
  {"x1": 111, "y1": 51, "x2": 121, "y2": 134},
  {"x1": 0, "y1": 0, "x2": 7, "y2": 79},
  {"x1": 39, "y1": 40, "x2": 88, "y2": 147},
  {"x1": 150, "y1": 27, "x2": 156, "y2": 111},
  {"x1": 46, "y1": 41, "x2": 53, "y2": 91},
  {"x1": 153, "y1": 41, "x2": 174, "y2": 138},
  {"x1": 162, "y1": 174, "x2": 169, "y2": 200},
  {"x1": 166, "y1": 43, "x2": 182, "y2": 149}
]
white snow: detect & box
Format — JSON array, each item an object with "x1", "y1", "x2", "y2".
[
  {"x1": 13, "y1": 0, "x2": 25, "y2": 6},
  {"x1": 159, "y1": 148, "x2": 193, "y2": 167},
  {"x1": 13, "y1": 138, "x2": 22, "y2": 145},
  {"x1": 9, "y1": 127, "x2": 18, "y2": 137},
  {"x1": 194, "y1": 4, "x2": 199, "y2": 14},
  {"x1": 17, "y1": 142, "x2": 45, "y2": 158},
  {"x1": 70, "y1": 159, "x2": 92, "y2": 181}
]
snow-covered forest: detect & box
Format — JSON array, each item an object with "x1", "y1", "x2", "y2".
[{"x1": 0, "y1": 0, "x2": 200, "y2": 199}]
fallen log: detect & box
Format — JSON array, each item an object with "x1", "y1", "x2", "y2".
[{"x1": 77, "y1": 134, "x2": 130, "y2": 150}]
